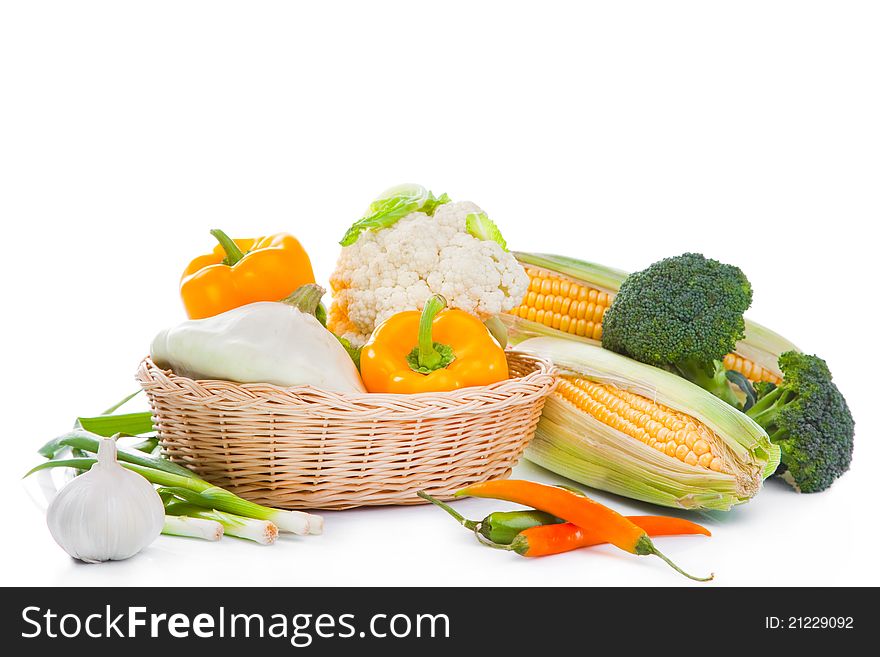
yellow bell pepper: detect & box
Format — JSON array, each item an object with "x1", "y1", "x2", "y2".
[
  {"x1": 360, "y1": 295, "x2": 509, "y2": 394},
  {"x1": 180, "y1": 229, "x2": 315, "y2": 319}
]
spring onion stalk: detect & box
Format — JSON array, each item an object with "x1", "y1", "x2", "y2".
[
  {"x1": 157, "y1": 485, "x2": 322, "y2": 536},
  {"x1": 165, "y1": 501, "x2": 278, "y2": 545},
  {"x1": 99, "y1": 390, "x2": 143, "y2": 416},
  {"x1": 516, "y1": 338, "x2": 781, "y2": 511},
  {"x1": 77, "y1": 412, "x2": 154, "y2": 437},
  {"x1": 38, "y1": 431, "x2": 196, "y2": 479},
  {"x1": 162, "y1": 515, "x2": 224, "y2": 541},
  {"x1": 130, "y1": 436, "x2": 160, "y2": 454},
  {"x1": 26, "y1": 457, "x2": 319, "y2": 535}
]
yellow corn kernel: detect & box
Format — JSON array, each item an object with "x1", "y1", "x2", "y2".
[
  {"x1": 723, "y1": 353, "x2": 782, "y2": 384},
  {"x1": 556, "y1": 378, "x2": 729, "y2": 473},
  {"x1": 511, "y1": 269, "x2": 615, "y2": 339}
]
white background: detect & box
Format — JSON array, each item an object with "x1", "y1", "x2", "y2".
[{"x1": 1, "y1": 1, "x2": 878, "y2": 587}]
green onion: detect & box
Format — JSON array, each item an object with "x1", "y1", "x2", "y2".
[
  {"x1": 164, "y1": 501, "x2": 277, "y2": 545},
  {"x1": 26, "y1": 457, "x2": 319, "y2": 535},
  {"x1": 38, "y1": 430, "x2": 195, "y2": 479},
  {"x1": 157, "y1": 485, "x2": 321, "y2": 536},
  {"x1": 130, "y1": 436, "x2": 160, "y2": 454},
  {"x1": 77, "y1": 412, "x2": 154, "y2": 437},
  {"x1": 99, "y1": 390, "x2": 143, "y2": 416},
  {"x1": 162, "y1": 515, "x2": 223, "y2": 541}
]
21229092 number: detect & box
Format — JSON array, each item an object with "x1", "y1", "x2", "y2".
[{"x1": 788, "y1": 617, "x2": 853, "y2": 629}]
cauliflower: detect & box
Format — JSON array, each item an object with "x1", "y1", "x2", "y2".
[{"x1": 329, "y1": 195, "x2": 529, "y2": 346}]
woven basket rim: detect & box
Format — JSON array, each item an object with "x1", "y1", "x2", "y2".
[
  {"x1": 137, "y1": 351, "x2": 557, "y2": 420},
  {"x1": 137, "y1": 350, "x2": 558, "y2": 509}
]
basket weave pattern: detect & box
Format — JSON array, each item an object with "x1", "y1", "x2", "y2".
[{"x1": 136, "y1": 352, "x2": 556, "y2": 510}]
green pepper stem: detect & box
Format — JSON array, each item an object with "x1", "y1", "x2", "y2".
[
  {"x1": 210, "y1": 229, "x2": 246, "y2": 266},
  {"x1": 417, "y1": 491, "x2": 478, "y2": 532},
  {"x1": 418, "y1": 295, "x2": 447, "y2": 369},
  {"x1": 473, "y1": 527, "x2": 516, "y2": 551}
]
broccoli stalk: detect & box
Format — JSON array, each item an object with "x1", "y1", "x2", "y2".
[
  {"x1": 601, "y1": 252, "x2": 752, "y2": 407},
  {"x1": 672, "y1": 359, "x2": 742, "y2": 408},
  {"x1": 745, "y1": 352, "x2": 854, "y2": 493}
]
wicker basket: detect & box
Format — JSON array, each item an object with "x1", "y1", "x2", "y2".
[{"x1": 135, "y1": 351, "x2": 556, "y2": 510}]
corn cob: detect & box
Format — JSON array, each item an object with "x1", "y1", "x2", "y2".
[
  {"x1": 518, "y1": 337, "x2": 780, "y2": 511},
  {"x1": 505, "y1": 252, "x2": 798, "y2": 383},
  {"x1": 557, "y1": 378, "x2": 728, "y2": 472}
]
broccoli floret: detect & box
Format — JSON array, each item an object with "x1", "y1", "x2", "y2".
[
  {"x1": 601, "y1": 252, "x2": 752, "y2": 405},
  {"x1": 746, "y1": 351, "x2": 854, "y2": 493}
]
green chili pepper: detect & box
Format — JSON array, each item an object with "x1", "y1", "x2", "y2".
[{"x1": 417, "y1": 491, "x2": 561, "y2": 544}]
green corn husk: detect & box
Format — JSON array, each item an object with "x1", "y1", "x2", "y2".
[
  {"x1": 507, "y1": 252, "x2": 798, "y2": 380},
  {"x1": 730, "y1": 318, "x2": 800, "y2": 382},
  {"x1": 517, "y1": 337, "x2": 781, "y2": 511}
]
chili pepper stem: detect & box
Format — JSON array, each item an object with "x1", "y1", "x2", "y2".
[
  {"x1": 406, "y1": 295, "x2": 456, "y2": 374},
  {"x1": 210, "y1": 229, "x2": 247, "y2": 266},
  {"x1": 473, "y1": 527, "x2": 516, "y2": 551},
  {"x1": 417, "y1": 491, "x2": 478, "y2": 532},
  {"x1": 635, "y1": 536, "x2": 713, "y2": 582}
]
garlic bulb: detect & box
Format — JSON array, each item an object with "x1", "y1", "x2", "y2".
[{"x1": 47, "y1": 438, "x2": 165, "y2": 563}]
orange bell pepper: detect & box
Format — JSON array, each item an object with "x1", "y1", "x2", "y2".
[
  {"x1": 360, "y1": 295, "x2": 508, "y2": 394},
  {"x1": 180, "y1": 229, "x2": 316, "y2": 319}
]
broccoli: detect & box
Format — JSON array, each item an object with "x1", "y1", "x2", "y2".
[
  {"x1": 746, "y1": 352, "x2": 854, "y2": 493},
  {"x1": 601, "y1": 252, "x2": 752, "y2": 406}
]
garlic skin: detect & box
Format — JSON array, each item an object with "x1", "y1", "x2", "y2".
[{"x1": 46, "y1": 438, "x2": 165, "y2": 563}]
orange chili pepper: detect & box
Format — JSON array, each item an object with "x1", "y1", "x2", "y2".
[
  {"x1": 360, "y1": 295, "x2": 508, "y2": 394},
  {"x1": 456, "y1": 479, "x2": 712, "y2": 581},
  {"x1": 180, "y1": 229, "x2": 315, "y2": 319},
  {"x1": 508, "y1": 516, "x2": 710, "y2": 557},
  {"x1": 418, "y1": 490, "x2": 710, "y2": 557}
]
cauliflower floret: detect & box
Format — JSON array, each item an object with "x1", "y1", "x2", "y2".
[{"x1": 329, "y1": 201, "x2": 529, "y2": 345}]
